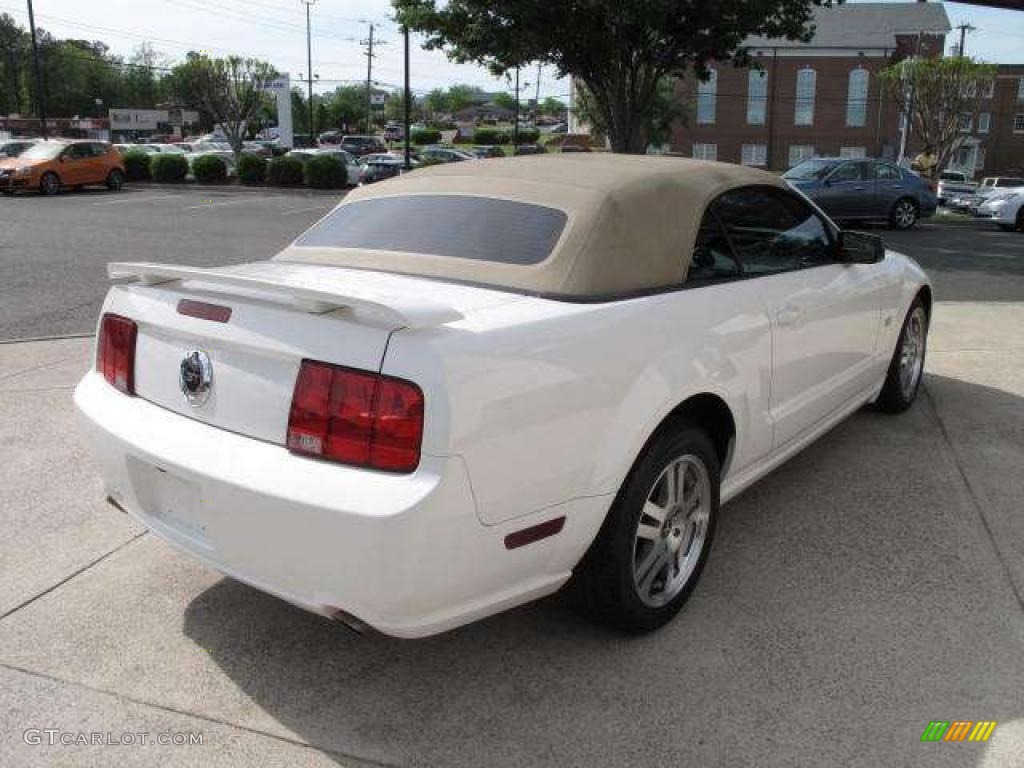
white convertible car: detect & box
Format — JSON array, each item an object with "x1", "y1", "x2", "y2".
[{"x1": 75, "y1": 156, "x2": 931, "y2": 637}]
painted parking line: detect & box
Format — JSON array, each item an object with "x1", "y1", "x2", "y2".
[
  {"x1": 92, "y1": 194, "x2": 182, "y2": 207},
  {"x1": 280, "y1": 204, "x2": 332, "y2": 216},
  {"x1": 183, "y1": 197, "x2": 274, "y2": 211}
]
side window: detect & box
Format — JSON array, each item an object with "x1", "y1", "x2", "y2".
[
  {"x1": 712, "y1": 186, "x2": 835, "y2": 274},
  {"x1": 828, "y1": 161, "x2": 864, "y2": 183},
  {"x1": 876, "y1": 163, "x2": 901, "y2": 181},
  {"x1": 687, "y1": 210, "x2": 741, "y2": 284}
]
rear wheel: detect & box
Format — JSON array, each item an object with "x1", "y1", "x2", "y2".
[
  {"x1": 39, "y1": 172, "x2": 60, "y2": 196},
  {"x1": 875, "y1": 298, "x2": 928, "y2": 413},
  {"x1": 1016, "y1": 208, "x2": 1024, "y2": 232},
  {"x1": 106, "y1": 169, "x2": 126, "y2": 191},
  {"x1": 573, "y1": 424, "x2": 719, "y2": 633},
  {"x1": 889, "y1": 197, "x2": 919, "y2": 230}
]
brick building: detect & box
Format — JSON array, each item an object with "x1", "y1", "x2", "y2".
[
  {"x1": 670, "y1": 2, "x2": 964, "y2": 171},
  {"x1": 965, "y1": 64, "x2": 1024, "y2": 176}
]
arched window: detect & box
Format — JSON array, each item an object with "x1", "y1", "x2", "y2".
[
  {"x1": 794, "y1": 68, "x2": 816, "y2": 126},
  {"x1": 697, "y1": 69, "x2": 717, "y2": 125},
  {"x1": 747, "y1": 70, "x2": 767, "y2": 125},
  {"x1": 846, "y1": 69, "x2": 869, "y2": 127}
]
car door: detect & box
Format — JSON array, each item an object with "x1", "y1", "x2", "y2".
[
  {"x1": 60, "y1": 144, "x2": 94, "y2": 185},
  {"x1": 873, "y1": 161, "x2": 908, "y2": 211},
  {"x1": 711, "y1": 186, "x2": 883, "y2": 450},
  {"x1": 816, "y1": 160, "x2": 871, "y2": 219}
]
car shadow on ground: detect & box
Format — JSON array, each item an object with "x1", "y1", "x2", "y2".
[{"x1": 181, "y1": 375, "x2": 1023, "y2": 768}]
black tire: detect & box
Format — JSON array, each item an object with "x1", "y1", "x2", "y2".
[
  {"x1": 875, "y1": 297, "x2": 928, "y2": 413},
  {"x1": 572, "y1": 424, "x2": 720, "y2": 633},
  {"x1": 106, "y1": 169, "x2": 126, "y2": 191},
  {"x1": 39, "y1": 172, "x2": 60, "y2": 196},
  {"x1": 1016, "y1": 208, "x2": 1024, "y2": 233},
  {"x1": 889, "y1": 197, "x2": 919, "y2": 230}
]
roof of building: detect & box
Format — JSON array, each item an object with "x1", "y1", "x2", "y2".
[
  {"x1": 278, "y1": 154, "x2": 789, "y2": 298},
  {"x1": 745, "y1": 2, "x2": 950, "y2": 50}
]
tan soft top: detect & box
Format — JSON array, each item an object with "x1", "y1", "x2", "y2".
[{"x1": 276, "y1": 154, "x2": 787, "y2": 298}]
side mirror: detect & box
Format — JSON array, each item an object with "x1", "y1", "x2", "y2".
[{"x1": 838, "y1": 230, "x2": 884, "y2": 264}]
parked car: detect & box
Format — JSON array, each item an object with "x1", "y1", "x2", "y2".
[
  {"x1": 418, "y1": 146, "x2": 476, "y2": 164},
  {"x1": 317, "y1": 130, "x2": 344, "y2": 146},
  {"x1": 514, "y1": 143, "x2": 547, "y2": 156},
  {"x1": 0, "y1": 139, "x2": 38, "y2": 159},
  {"x1": 358, "y1": 152, "x2": 417, "y2": 184},
  {"x1": 560, "y1": 144, "x2": 592, "y2": 153},
  {"x1": 0, "y1": 140, "x2": 125, "y2": 195},
  {"x1": 150, "y1": 144, "x2": 187, "y2": 155},
  {"x1": 935, "y1": 170, "x2": 976, "y2": 206},
  {"x1": 976, "y1": 186, "x2": 1024, "y2": 232},
  {"x1": 470, "y1": 146, "x2": 505, "y2": 159},
  {"x1": 947, "y1": 177, "x2": 1024, "y2": 214},
  {"x1": 115, "y1": 143, "x2": 160, "y2": 156},
  {"x1": 242, "y1": 141, "x2": 272, "y2": 158},
  {"x1": 76, "y1": 155, "x2": 931, "y2": 638},
  {"x1": 783, "y1": 157, "x2": 937, "y2": 229},
  {"x1": 339, "y1": 135, "x2": 388, "y2": 157}
]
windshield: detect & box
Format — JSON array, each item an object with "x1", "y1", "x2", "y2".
[
  {"x1": 996, "y1": 178, "x2": 1024, "y2": 187},
  {"x1": 295, "y1": 194, "x2": 567, "y2": 265},
  {"x1": 19, "y1": 142, "x2": 65, "y2": 161},
  {"x1": 783, "y1": 159, "x2": 837, "y2": 181}
]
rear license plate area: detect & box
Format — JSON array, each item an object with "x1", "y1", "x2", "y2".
[{"x1": 127, "y1": 457, "x2": 210, "y2": 548}]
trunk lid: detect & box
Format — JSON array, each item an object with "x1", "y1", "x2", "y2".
[{"x1": 106, "y1": 261, "x2": 520, "y2": 446}]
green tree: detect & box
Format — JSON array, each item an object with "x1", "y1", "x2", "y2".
[
  {"x1": 0, "y1": 13, "x2": 28, "y2": 115},
  {"x1": 539, "y1": 96, "x2": 566, "y2": 116},
  {"x1": 324, "y1": 85, "x2": 367, "y2": 132},
  {"x1": 393, "y1": 0, "x2": 826, "y2": 153},
  {"x1": 177, "y1": 54, "x2": 278, "y2": 160},
  {"x1": 879, "y1": 56, "x2": 998, "y2": 176},
  {"x1": 576, "y1": 77, "x2": 685, "y2": 148},
  {"x1": 490, "y1": 91, "x2": 517, "y2": 111}
]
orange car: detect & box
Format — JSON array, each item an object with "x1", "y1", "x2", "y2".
[{"x1": 0, "y1": 140, "x2": 126, "y2": 195}]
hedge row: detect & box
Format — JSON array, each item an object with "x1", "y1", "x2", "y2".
[
  {"x1": 122, "y1": 150, "x2": 353, "y2": 189},
  {"x1": 472, "y1": 127, "x2": 541, "y2": 145}
]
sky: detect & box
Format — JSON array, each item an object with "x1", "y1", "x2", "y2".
[{"x1": 1, "y1": 0, "x2": 1022, "y2": 101}]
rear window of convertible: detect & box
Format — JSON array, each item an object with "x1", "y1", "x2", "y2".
[{"x1": 294, "y1": 194, "x2": 568, "y2": 265}]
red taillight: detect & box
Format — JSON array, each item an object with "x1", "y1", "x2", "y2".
[
  {"x1": 286, "y1": 360, "x2": 424, "y2": 473},
  {"x1": 96, "y1": 313, "x2": 137, "y2": 394}
]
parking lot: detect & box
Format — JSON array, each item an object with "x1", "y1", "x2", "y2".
[
  {"x1": 0, "y1": 186, "x2": 344, "y2": 341},
  {"x1": 1, "y1": 190, "x2": 1023, "y2": 767}
]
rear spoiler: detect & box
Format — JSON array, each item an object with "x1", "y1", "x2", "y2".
[{"x1": 107, "y1": 261, "x2": 463, "y2": 329}]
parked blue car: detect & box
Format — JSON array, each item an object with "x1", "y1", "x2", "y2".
[{"x1": 783, "y1": 157, "x2": 937, "y2": 230}]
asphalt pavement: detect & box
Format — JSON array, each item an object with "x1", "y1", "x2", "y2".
[
  {"x1": 0, "y1": 185, "x2": 343, "y2": 341},
  {"x1": 0, "y1": 202, "x2": 1022, "y2": 766}
]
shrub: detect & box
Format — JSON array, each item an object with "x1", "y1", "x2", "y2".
[
  {"x1": 150, "y1": 153, "x2": 189, "y2": 183},
  {"x1": 191, "y1": 154, "x2": 228, "y2": 183},
  {"x1": 237, "y1": 153, "x2": 267, "y2": 185},
  {"x1": 267, "y1": 155, "x2": 305, "y2": 186},
  {"x1": 411, "y1": 128, "x2": 442, "y2": 145},
  {"x1": 304, "y1": 153, "x2": 347, "y2": 189},
  {"x1": 122, "y1": 151, "x2": 151, "y2": 181},
  {"x1": 515, "y1": 127, "x2": 541, "y2": 144},
  {"x1": 473, "y1": 127, "x2": 509, "y2": 145}
]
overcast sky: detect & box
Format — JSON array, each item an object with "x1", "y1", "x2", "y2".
[{"x1": 2, "y1": 0, "x2": 1022, "y2": 100}]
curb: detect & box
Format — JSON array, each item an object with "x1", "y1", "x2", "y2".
[{"x1": 127, "y1": 183, "x2": 348, "y2": 197}]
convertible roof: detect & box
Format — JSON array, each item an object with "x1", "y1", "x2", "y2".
[{"x1": 277, "y1": 154, "x2": 788, "y2": 298}]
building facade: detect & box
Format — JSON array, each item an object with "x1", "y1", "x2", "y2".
[{"x1": 668, "y1": 2, "x2": 1023, "y2": 177}]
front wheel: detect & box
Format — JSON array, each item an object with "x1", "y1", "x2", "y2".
[
  {"x1": 889, "y1": 198, "x2": 919, "y2": 230},
  {"x1": 106, "y1": 169, "x2": 126, "y2": 191},
  {"x1": 875, "y1": 298, "x2": 928, "y2": 413},
  {"x1": 572, "y1": 424, "x2": 719, "y2": 633},
  {"x1": 39, "y1": 172, "x2": 60, "y2": 196}
]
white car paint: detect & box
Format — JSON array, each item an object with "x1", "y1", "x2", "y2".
[
  {"x1": 977, "y1": 187, "x2": 1024, "y2": 230},
  {"x1": 74, "y1": 207, "x2": 930, "y2": 640}
]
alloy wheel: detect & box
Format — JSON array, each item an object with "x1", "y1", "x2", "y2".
[
  {"x1": 899, "y1": 306, "x2": 926, "y2": 400},
  {"x1": 633, "y1": 455, "x2": 711, "y2": 608},
  {"x1": 894, "y1": 200, "x2": 917, "y2": 229}
]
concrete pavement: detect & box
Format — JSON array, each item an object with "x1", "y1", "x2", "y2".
[{"x1": 1, "y1": 250, "x2": 1023, "y2": 765}]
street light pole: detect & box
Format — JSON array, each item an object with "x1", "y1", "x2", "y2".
[
  {"x1": 513, "y1": 67, "x2": 520, "y2": 148},
  {"x1": 403, "y1": 26, "x2": 411, "y2": 170},
  {"x1": 301, "y1": 0, "x2": 315, "y2": 143},
  {"x1": 26, "y1": 0, "x2": 47, "y2": 138}
]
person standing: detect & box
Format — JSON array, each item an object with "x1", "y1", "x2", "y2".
[{"x1": 912, "y1": 145, "x2": 938, "y2": 179}]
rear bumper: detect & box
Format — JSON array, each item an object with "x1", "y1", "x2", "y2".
[{"x1": 74, "y1": 371, "x2": 582, "y2": 637}]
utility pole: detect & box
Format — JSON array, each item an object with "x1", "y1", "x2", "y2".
[
  {"x1": 513, "y1": 67, "x2": 520, "y2": 147},
  {"x1": 534, "y1": 62, "x2": 541, "y2": 121},
  {"x1": 301, "y1": 0, "x2": 315, "y2": 142},
  {"x1": 403, "y1": 26, "x2": 411, "y2": 170},
  {"x1": 26, "y1": 0, "x2": 47, "y2": 138},
  {"x1": 955, "y1": 22, "x2": 976, "y2": 57},
  {"x1": 363, "y1": 24, "x2": 375, "y2": 135}
]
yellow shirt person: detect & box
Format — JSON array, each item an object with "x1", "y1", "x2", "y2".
[{"x1": 912, "y1": 146, "x2": 938, "y2": 179}]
